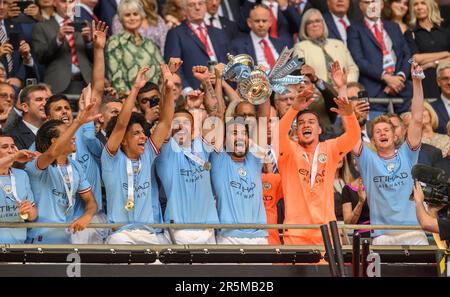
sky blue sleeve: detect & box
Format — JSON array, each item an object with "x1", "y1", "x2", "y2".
[
  {"x1": 80, "y1": 122, "x2": 103, "y2": 160},
  {"x1": 75, "y1": 161, "x2": 91, "y2": 193},
  {"x1": 22, "y1": 171, "x2": 35, "y2": 203}
]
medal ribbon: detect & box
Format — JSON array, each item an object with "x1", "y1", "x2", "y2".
[
  {"x1": 56, "y1": 163, "x2": 74, "y2": 213},
  {"x1": 303, "y1": 143, "x2": 320, "y2": 188},
  {"x1": 9, "y1": 170, "x2": 20, "y2": 203},
  {"x1": 126, "y1": 158, "x2": 141, "y2": 207},
  {"x1": 183, "y1": 150, "x2": 208, "y2": 168}
]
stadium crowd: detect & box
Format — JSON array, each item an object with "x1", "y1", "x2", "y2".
[{"x1": 0, "y1": 0, "x2": 449, "y2": 246}]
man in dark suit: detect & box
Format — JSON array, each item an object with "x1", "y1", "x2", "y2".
[
  {"x1": 0, "y1": 3, "x2": 38, "y2": 88},
  {"x1": 32, "y1": 0, "x2": 93, "y2": 95},
  {"x1": 93, "y1": 0, "x2": 117, "y2": 29},
  {"x1": 431, "y1": 61, "x2": 450, "y2": 134},
  {"x1": 347, "y1": 0, "x2": 412, "y2": 114},
  {"x1": 239, "y1": 0, "x2": 300, "y2": 45},
  {"x1": 205, "y1": 0, "x2": 240, "y2": 40},
  {"x1": 323, "y1": 0, "x2": 353, "y2": 44},
  {"x1": 164, "y1": 0, "x2": 229, "y2": 92},
  {"x1": 5, "y1": 84, "x2": 49, "y2": 150},
  {"x1": 218, "y1": 0, "x2": 243, "y2": 22},
  {"x1": 230, "y1": 4, "x2": 290, "y2": 69},
  {"x1": 75, "y1": 0, "x2": 99, "y2": 22}
]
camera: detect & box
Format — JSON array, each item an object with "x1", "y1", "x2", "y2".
[
  {"x1": 357, "y1": 90, "x2": 369, "y2": 102},
  {"x1": 149, "y1": 96, "x2": 160, "y2": 108},
  {"x1": 15, "y1": 0, "x2": 34, "y2": 12},
  {"x1": 69, "y1": 20, "x2": 87, "y2": 32},
  {"x1": 412, "y1": 164, "x2": 450, "y2": 207}
]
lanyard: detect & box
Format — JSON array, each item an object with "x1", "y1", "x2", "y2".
[
  {"x1": 126, "y1": 158, "x2": 141, "y2": 207},
  {"x1": 183, "y1": 149, "x2": 207, "y2": 167},
  {"x1": 71, "y1": 152, "x2": 76, "y2": 160},
  {"x1": 303, "y1": 143, "x2": 320, "y2": 188},
  {"x1": 56, "y1": 163, "x2": 74, "y2": 212}
]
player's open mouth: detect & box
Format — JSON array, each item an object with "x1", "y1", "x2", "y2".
[
  {"x1": 302, "y1": 129, "x2": 312, "y2": 136},
  {"x1": 380, "y1": 138, "x2": 388, "y2": 143},
  {"x1": 61, "y1": 116, "x2": 70, "y2": 123}
]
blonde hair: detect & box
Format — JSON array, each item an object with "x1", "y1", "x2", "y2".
[
  {"x1": 141, "y1": 0, "x2": 159, "y2": 27},
  {"x1": 299, "y1": 8, "x2": 329, "y2": 40},
  {"x1": 118, "y1": 0, "x2": 146, "y2": 23},
  {"x1": 370, "y1": 115, "x2": 395, "y2": 137},
  {"x1": 423, "y1": 101, "x2": 439, "y2": 130},
  {"x1": 409, "y1": 0, "x2": 443, "y2": 27}
]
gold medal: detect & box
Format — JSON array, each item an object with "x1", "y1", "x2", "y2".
[
  {"x1": 125, "y1": 199, "x2": 134, "y2": 211},
  {"x1": 203, "y1": 162, "x2": 212, "y2": 171},
  {"x1": 387, "y1": 162, "x2": 395, "y2": 172},
  {"x1": 239, "y1": 167, "x2": 247, "y2": 177},
  {"x1": 20, "y1": 213, "x2": 28, "y2": 220},
  {"x1": 263, "y1": 182, "x2": 272, "y2": 190}
]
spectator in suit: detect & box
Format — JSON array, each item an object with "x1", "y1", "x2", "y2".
[
  {"x1": 107, "y1": 0, "x2": 163, "y2": 97},
  {"x1": 404, "y1": 0, "x2": 450, "y2": 100},
  {"x1": 112, "y1": 0, "x2": 168, "y2": 54},
  {"x1": 76, "y1": 0, "x2": 100, "y2": 23},
  {"x1": 163, "y1": 0, "x2": 186, "y2": 29},
  {"x1": 294, "y1": 9, "x2": 359, "y2": 85},
  {"x1": 6, "y1": 84, "x2": 49, "y2": 149},
  {"x1": 32, "y1": 0, "x2": 93, "y2": 95},
  {"x1": 218, "y1": 0, "x2": 242, "y2": 22},
  {"x1": 432, "y1": 61, "x2": 450, "y2": 134},
  {"x1": 0, "y1": 2, "x2": 38, "y2": 90},
  {"x1": 164, "y1": 0, "x2": 229, "y2": 92},
  {"x1": 204, "y1": 0, "x2": 240, "y2": 40},
  {"x1": 94, "y1": 0, "x2": 118, "y2": 29},
  {"x1": 347, "y1": 0, "x2": 412, "y2": 114},
  {"x1": 323, "y1": 0, "x2": 353, "y2": 44},
  {"x1": 0, "y1": 82, "x2": 14, "y2": 129},
  {"x1": 230, "y1": 4, "x2": 286, "y2": 70},
  {"x1": 239, "y1": 0, "x2": 300, "y2": 44},
  {"x1": 382, "y1": 0, "x2": 410, "y2": 33}
]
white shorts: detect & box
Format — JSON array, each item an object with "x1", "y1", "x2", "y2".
[
  {"x1": 71, "y1": 212, "x2": 109, "y2": 244},
  {"x1": 216, "y1": 236, "x2": 268, "y2": 245},
  {"x1": 105, "y1": 229, "x2": 169, "y2": 245},
  {"x1": 372, "y1": 231, "x2": 429, "y2": 246},
  {"x1": 164, "y1": 229, "x2": 216, "y2": 244}
]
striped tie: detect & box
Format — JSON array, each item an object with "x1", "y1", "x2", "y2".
[
  {"x1": 0, "y1": 25, "x2": 13, "y2": 74},
  {"x1": 64, "y1": 18, "x2": 79, "y2": 66},
  {"x1": 267, "y1": 147, "x2": 278, "y2": 174}
]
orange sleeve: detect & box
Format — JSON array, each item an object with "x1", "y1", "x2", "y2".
[
  {"x1": 275, "y1": 107, "x2": 298, "y2": 161},
  {"x1": 275, "y1": 174, "x2": 283, "y2": 203},
  {"x1": 332, "y1": 113, "x2": 361, "y2": 161}
]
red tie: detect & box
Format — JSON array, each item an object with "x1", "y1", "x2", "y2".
[
  {"x1": 373, "y1": 22, "x2": 394, "y2": 74},
  {"x1": 268, "y1": 3, "x2": 278, "y2": 38},
  {"x1": 64, "y1": 18, "x2": 79, "y2": 66},
  {"x1": 260, "y1": 39, "x2": 275, "y2": 69},
  {"x1": 339, "y1": 18, "x2": 348, "y2": 31},
  {"x1": 197, "y1": 25, "x2": 214, "y2": 57}
]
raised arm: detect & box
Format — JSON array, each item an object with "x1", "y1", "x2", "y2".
[
  {"x1": 276, "y1": 87, "x2": 315, "y2": 157},
  {"x1": 0, "y1": 150, "x2": 36, "y2": 168},
  {"x1": 150, "y1": 63, "x2": 176, "y2": 150},
  {"x1": 91, "y1": 21, "x2": 108, "y2": 107},
  {"x1": 37, "y1": 101, "x2": 100, "y2": 170},
  {"x1": 407, "y1": 63, "x2": 425, "y2": 149},
  {"x1": 106, "y1": 67, "x2": 150, "y2": 156}
]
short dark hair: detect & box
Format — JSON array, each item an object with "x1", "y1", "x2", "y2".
[
  {"x1": 138, "y1": 82, "x2": 159, "y2": 94},
  {"x1": 105, "y1": 112, "x2": 149, "y2": 139},
  {"x1": 0, "y1": 131, "x2": 13, "y2": 139},
  {"x1": 100, "y1": 97, "x2": 123, "y2": 112},
  {"x1": 36, "y1": 119, "x2": 65, "y2": 154},
  {"x1": 44, "y1": 94, "x2": 71, "y2": 116},
  {"x1": 19, "y1": 84, "x2": 48, "y2": 105},
  {"x1": 296, "y1": 109, "x2": 320, "y2": 124}
]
